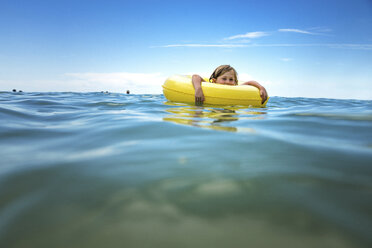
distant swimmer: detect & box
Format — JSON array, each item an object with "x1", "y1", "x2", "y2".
[
  {"x1": 12, "y1": 89, "x2": 16, "y2": 92},
  {"x1": 126, "y1": 90, "x2": 130, "y2": 94}
]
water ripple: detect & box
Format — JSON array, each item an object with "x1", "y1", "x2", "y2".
[{"x1": 0, "y1": 93, "x2": 371, "y2": 248}]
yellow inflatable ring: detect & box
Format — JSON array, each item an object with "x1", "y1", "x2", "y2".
[{"x1": 162, "y1": 75, "x2": 269, "y2": 107}]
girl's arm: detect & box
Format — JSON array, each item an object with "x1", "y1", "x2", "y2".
[
  {"x1": 242, "y1": 80, "x2": 268, "y2": 104},
  {"x1": 192, "y1": 74, "x2": 205, "y2": 104}
]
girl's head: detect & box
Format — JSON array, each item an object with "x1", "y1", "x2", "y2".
[{"x1": 209, "y1": 65, "x2": 238, "y2": 85}]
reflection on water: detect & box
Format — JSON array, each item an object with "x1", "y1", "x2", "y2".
[{"x1": 163, "y1": 102, "x2": 266, "y2": 132}]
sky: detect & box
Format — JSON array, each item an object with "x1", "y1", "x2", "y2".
[{"x1": 0, "y1": 0, "x2": 371, "y2": 99}]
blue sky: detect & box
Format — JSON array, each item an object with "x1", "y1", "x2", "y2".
[{"x1": 0, "y1": 0, "x2": 371, "y2": 99}]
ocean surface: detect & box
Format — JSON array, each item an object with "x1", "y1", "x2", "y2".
[{"x1": 0, "y1": 92, "x2": 371, "y2": 248}]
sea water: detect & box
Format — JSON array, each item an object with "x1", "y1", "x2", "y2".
[{"x1": 0, "y1": 92, "x2": 371, "y2": 248}]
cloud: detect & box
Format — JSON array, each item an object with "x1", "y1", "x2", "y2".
[
  {"x1": 64, "y1": 72, "x2": 166, "y2": 94},
  {"x1": 158, "y1": 44, "x2": 247, "y2": 48},
  {"x1": 3, "y1": 73, "x2": 167, "y2": 93},
  {"x1": 237, "y1": 73, "x2": 254, "y2": 82},
  {"x1": 278, "y1": 28, "x2": 314, "y2": 34},
  {"x1": 159, "y1": 43, "x2": 372, "y2": 50},
  {"x1": 280, "y1": 58, "x2": 293, "y2": 62},
  {"x1": 225, "y1": 28, "x2": 331, "y2": 40},
  {"x1": 326, "y1": 43, "x2": 372, "y2": 50},
  {"x1": 278, "y1": 28, "x2": 332, "y2": 36},
  {"x1": 225, "y1": 31, "x2": 269, "y2": 40},
  {"x1": 308, "y1": 27, "x2": 333, "y2": 33}
]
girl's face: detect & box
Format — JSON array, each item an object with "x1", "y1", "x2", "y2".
[{"x1": 213, "y1": 70, "x2": 236, "y2": 85}]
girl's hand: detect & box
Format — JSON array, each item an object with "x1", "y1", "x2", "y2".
[
  {"x1": 259, "y1": 86, "x2": 268, "y2": 104},
  {"x1": 242, "y1": 81, "x2": 268, "y2": 104},
  {"x1": 195, "y1": 88, "x2": 205, "y2": 104},
  {"x1": 192, "y1": 74, "x2": 205, "y2": 104}
]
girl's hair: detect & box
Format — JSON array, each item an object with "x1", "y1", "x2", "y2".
[{"x1": 209, "y1": 65, "x2": 238, "y2": 85}]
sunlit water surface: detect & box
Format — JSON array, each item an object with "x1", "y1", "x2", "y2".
[{"x1": 0, "y1": 92, "x2": 371, "y2": 248}]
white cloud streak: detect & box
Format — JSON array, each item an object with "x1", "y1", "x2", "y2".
[
  {"x1": 278, "y1": 28, "x2": 326, "y2": 35},
  {"x1": 4, "y1": 73, "x2": 167, "y2": 93},
  {"x1": 280, "y1": 58, "x2": 293, "y2": 62},
  {"x1": 159, "y1": 43, "x2": 372, "y2": 50},
  {"x1": 159, "y1": 44, "x2": 247, "y2": 48},
  {"x1": 63, "y1": 72, "x2": 166, "y2": 94},
  {"x1": 225, "y1": 31, "x2": 269, "y2": 40}
]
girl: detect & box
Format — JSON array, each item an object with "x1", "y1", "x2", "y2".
[{"x1": 192, "y1": 65, "x2": 268, "y2": 104}]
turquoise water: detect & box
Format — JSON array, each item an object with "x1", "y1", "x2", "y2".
[{"x1": 0, "y1": 92, "x2": 372, "y2": 248}]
